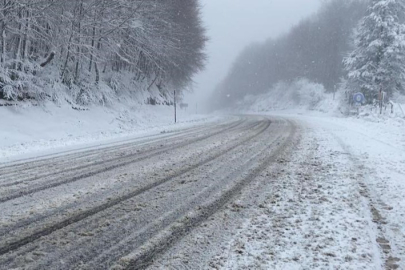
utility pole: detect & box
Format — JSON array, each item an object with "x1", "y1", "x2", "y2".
[{"x1": 174, "y1": 90, "x2": 177, "y2": 123}]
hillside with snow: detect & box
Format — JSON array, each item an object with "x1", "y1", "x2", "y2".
[{"x1": 0, "y1": 102, "x2": 216, "y2": 163}]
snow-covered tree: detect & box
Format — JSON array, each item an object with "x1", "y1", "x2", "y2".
[
  {"x1": 344, "y1": 0, "x2": 405, "y2": 101},
  {"x1": 0, "y1": 0, "x2": 207, "y2": 105}
]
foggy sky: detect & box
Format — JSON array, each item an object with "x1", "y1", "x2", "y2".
[{"x1": 185, "y1": 0, "x2": 321, "y2": 112}]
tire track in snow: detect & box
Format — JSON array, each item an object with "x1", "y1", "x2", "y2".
[
  {"x1": 114, "y1": 118, "x2": 297, "y2": 270},
  {"x1": 0, "y1": 118, "x2": 245, "y2": 183},
  {"x1": 37, "y1": 121, "x2": 287, "y2": 269},
  {"x1": 0, "y1": 118, "x2": 258, "y2": 240},
  {"x1": 0, "y1": 118, "x2": 252, "y2": 203},
  {"x1": 0, "y1": 119, "x2": 223, "y2": 169},
  {"x1": 0, "y1": 118, "x2": 271, "y2": 257},
  {"x1": 331, "y1": 134, "x2": 401, "y2": 270}
]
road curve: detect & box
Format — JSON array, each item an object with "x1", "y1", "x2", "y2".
[{"x1": 0, "y1": 115, "x2": 298, "y2": 270}]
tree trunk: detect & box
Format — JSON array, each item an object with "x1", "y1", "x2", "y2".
[
  {"x1": 61, "y1": 34, "x2": 73, "y2": 80},
  {"x1": 74, "y1": 0, "x2": 83, "y2": 83},
  {"x1": 88, "y1": 25, "x2": 96, "y2": 72},
  {"x1": 1, "y1": 0, "x2": 8, "y2": 66},
  {"x1": 1, "y1": 26, "x2": 5, "y2": 66},
  {"x1": 13, "y1": 9, "x2": 22, "y2": 70},
  {"x1": 94, "y1": 62, "x2": 99, "y2": 85},
  {"x1": 21, "y1": 7, "x2": 31, "y2": 68},
  {"x1": 147, "y1": 73, "x2": 159, "y2": 91},
  {"x1": 40, "y1": 51, "x2": 55, "y2": 67}
]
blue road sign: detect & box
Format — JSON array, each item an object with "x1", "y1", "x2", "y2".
[{"x1": 353, "y1": 92, "x2": 365, "y2": 105}]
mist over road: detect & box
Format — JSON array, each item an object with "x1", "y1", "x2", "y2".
[{"x1": 0, "y1": 116, "x2": 298, "y2": 269}]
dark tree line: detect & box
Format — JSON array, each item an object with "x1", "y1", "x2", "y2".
[
  {"x1": 212, "y1": 0, "x2": 368, "y2": 109},
  {"x1": 0, "y1": 0, "x2": 207, "y2": 105}
]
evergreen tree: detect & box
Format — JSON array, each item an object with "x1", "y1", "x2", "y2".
[{"x1": 344, "y1": 0, "x2": 405, "y2": 101}]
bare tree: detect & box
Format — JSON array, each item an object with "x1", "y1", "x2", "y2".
[{"x1": 0, "y1": 0, "x2": 207, "y2": 105}]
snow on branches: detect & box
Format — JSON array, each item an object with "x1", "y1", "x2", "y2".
[
  {"x1": 0, "y1": 0, "x2": 207, "y2": 105},
  {"x1": 344, "y1": 0, "x2": 405, "y2": 101}
]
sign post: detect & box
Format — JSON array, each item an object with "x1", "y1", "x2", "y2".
[
  {"x1": 174, "y1": 90, "x2": 177, "y2": 123},
  {"x1": 333, "y1": 85, "x2": 336, "y2": 100},
  {"x1": 353, "y1": 92, "x2": 365, "y2": 115}
]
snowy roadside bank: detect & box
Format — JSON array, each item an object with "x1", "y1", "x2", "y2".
[
  {"x1": 293, "y1": 112, "x2": 405, "y2": 270},
  {"x1": 0, "y1": 103, "x2": 219, "y2": 163}
]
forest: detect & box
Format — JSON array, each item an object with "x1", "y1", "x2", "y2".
[
  {"x1": 212, "y1": 0, "x2": 405, "y2": 109},
  {"x1": 0, "y1": 0, "x2": 207, "y2": 106}
]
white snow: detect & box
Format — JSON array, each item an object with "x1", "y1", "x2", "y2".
[
  {"x1": 206, "y1": 107, "x2": 405, "y2": 268},
  {"x1": 0, "y1": 102, "x2": 218, "y2": 163},
  {"x1": 237, "y1": 79, "x2": 337, "y2": 114},
  {"x1": 2, "y1": 81, "x2": 405, "y2": 269},
  {"x1": 211, "y1": 127, "x2": 383, "y2": 269},
  {"x1": 218, "y1": 85, "x2": 405, "y2": 269}
]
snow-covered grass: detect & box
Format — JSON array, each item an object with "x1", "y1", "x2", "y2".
[{"x1": 0, "y1": 102, "x2": 216, "y2": 163}]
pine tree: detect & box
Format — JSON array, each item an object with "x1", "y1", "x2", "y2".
[{"x1": 344, "y1": 0, "x2": 405, "y2": 102}]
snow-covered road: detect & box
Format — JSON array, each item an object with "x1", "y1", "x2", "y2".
[
  {"x1": 0, "y1": 114, "x2": 403, "y2": 270},
  {"x1": 149, "y1": 113, "x2": 404, "y2": 270},
  {"x1": 0, "y1": 115, "x2": 298, "y2": 269}
]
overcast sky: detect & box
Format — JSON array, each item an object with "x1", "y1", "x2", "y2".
[{"x1": 185, "y1": 0, "x2": 322, "y2": 111}]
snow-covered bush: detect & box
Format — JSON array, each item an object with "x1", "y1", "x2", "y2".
[
  {"x1": 294, "y1": 79, "x2": 325, "y2": 109},
  {"x1": 2, "y1": 85, "x2": 17, "y2": 100},
  {"x1": 238, "y1": 78, "x2": 328, "y2": 112}
]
